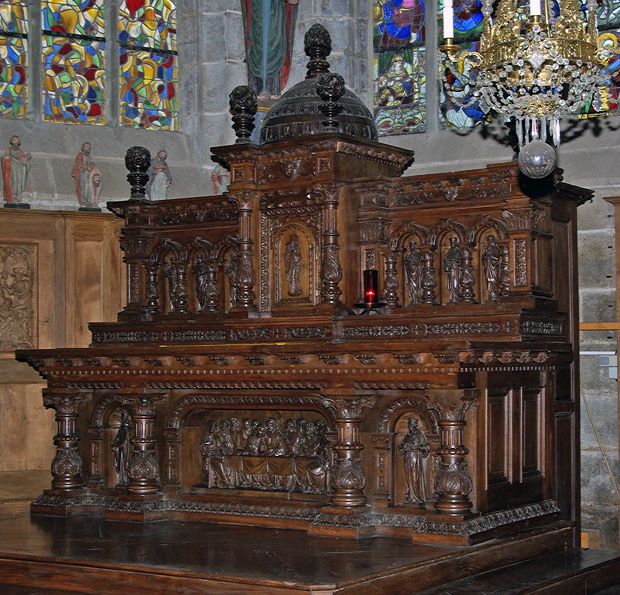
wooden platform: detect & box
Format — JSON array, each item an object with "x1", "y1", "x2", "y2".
[{"x1": 0, "y1": 512, "x2": 619, "y2": 595}]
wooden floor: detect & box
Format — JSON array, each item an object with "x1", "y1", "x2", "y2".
[{"x1": 0, "y1": 471, "x2": 619, "y2": 595}]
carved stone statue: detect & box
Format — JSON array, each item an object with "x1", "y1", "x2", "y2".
[
  {"x1": 72, "y1": 142, "x2": 102, "y2": 210},
  {"x1": 444, "y1": 237, "x2": 463, "y2": 303},
  {"x1": 404, "y1": 240, "x2": 423, "y2": 304},
  {"x1": 0, "y1": 246, "x2": 34, "y2": 350},
  {"x1": 2, "y1": 135, "x2": 31, "y2": 205},
  {"x1": 111, "y1": 411, "x2": 132, "y2": 487},
  {"x1": 211, "y1": 164, "x2": 230, "y2": 195},
  {"x1": 482, "y1": 235, "x2": 502, "y2": 301},
  {"x1": 399, "y1": 417, "x2": 430, "y2": 505},
  {"x1": 284, "y1": 235, "x2": 302, "y2": 296},
  {"x1": 146, "y1": 150, "x2": 172, "y2": 200}
]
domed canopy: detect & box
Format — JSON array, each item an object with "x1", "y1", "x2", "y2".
[{"x1": 260, "y1": 24, "x2": 378, "y2": 145}]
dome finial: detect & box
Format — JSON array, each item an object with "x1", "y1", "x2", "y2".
[{"x1": 305, "y1": 24, "x2": 331, "y2": 79}]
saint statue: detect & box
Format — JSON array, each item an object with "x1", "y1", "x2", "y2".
[
  {"x1": 211, "y1": 164, "x2": 230, "y2": 195},
  {"x1": 240, "y1": 0, "x2": 299, "y2": 98},
  {"x1": 72, "y1": 142, "x2": 102, "y2": 210},
  {"x1": 444, "y1": 237, "x2": 462, "y2": 303},
  {"x1": 284, "y1": 235, "x2": 302, "y2": 296},
  {"x1": 111, "y1": 411, "x2": 132, "y2": 487},
  {"x1": 399, "y1": 417, "x2": 430, "y2": 505},
  {"x1": 482, "y1": 235, "x2": 501, "y2": 301},
  {"x1": 404, "y1": 240, "x2": 423, "y2": 304},
  {"x1": 146, "y1": 150, "x2": 172, "y2": 200},
  {"x1": 2, "y1": 135, "x2": 31, "y2": 205}
]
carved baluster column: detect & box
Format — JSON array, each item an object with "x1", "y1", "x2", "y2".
[
  {"x1": 144, "y1": 261, "x2": 160, "y2": 314},
  {"x1": 433, "y1": 393, "x2": 477, "y2": 516},
  {"x1": 230, "y1": 192, "x2": 256, "y2": 310},
  {"x1": 118, "y1": 393, "x2": 165, "y2": 495},
  {"x1": 421, "y1": 250, "x2": 437, "y2": 304},
  {"x1": 383, "y1": 249, "x2": 399, "y2": 307},
  {"x1": 205, "y1": 261, "x2": 219, "y2": 312},
  {"x1": 170, "y1": 259, "x2": 189, "y2": 313},
  {"x1": 459, "y1": 246, "x2": 476, "y2": 303},
  {"x1": 119, "y1": 236, "x2": 151, "y2": 319},
  {"x1": 43, "y1": 389, "x2": 90, "y2": 492},
  {"x1": 323, "y1": 396, "x2": 376, "y2": 508},
  {"x1": 499, "y1": 244, "x2": 511, "y2": 297},
  {"x1": 319, "y1": 185, "x2": 343, "y2": 305}
]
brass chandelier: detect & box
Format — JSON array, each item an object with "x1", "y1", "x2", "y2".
[{"x1": 440, "y1": 0, "x2": 606, "y2": 178}]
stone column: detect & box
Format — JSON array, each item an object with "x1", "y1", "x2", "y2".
[
  {"x1": 118, "y1": 392, "x2": 165, "y2": 495},
  {"x1": 43, "y1": 389, "x2": 90, "y2": 492},
  {"x1": 323, "y1": 396, "x2": 376, "y2": 508}
]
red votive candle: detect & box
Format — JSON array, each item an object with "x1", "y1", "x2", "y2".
[{"x1": 363, "y1": 269, "x2": 379, "y2": 306}]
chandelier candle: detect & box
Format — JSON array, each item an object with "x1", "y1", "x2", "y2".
[{"x1": 443, "y1": 0, "x2": 454, "y2": 39}]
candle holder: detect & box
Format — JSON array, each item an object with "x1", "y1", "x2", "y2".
[{"x1": 354, "y1": 270, "x2": 385, "y2": 315}]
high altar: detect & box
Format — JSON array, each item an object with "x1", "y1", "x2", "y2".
[{"x1": 11, "y1": 24, "x2": 617, "y2": 595}]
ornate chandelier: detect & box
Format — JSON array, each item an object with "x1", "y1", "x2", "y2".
[{"x1": 440, "y1": 0, "x2": 606, "y2": 178}]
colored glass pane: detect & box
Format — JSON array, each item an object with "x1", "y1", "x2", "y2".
[
  {"x1": 42, "y1": 35, "x2": 105, "y2": 124},
  {"x1": 41, "y1": 0, "x2": 104, "y2": 37},
  {"x1": 0, "y1": 0, "x2": 29, "y2": 34},
  {"x1": 0, "y1": 0, "x2": 28, "y2": 118},
  {"x1": 439, "y1": 41, "x2": 488, "y2": 129},
  {"x1": 374, "y1": 0, "x2": 426, "y2": 48},
  {"x1": 374, "y1": 48, "x2": 426, "y2": 135},
  {"x1": 119, "y1": 47, "x2": 177, "y2": 130},
  {"x1": 596, "y1": 0, "x2": 620, "y2": 30},
  {"x1": 118, "y1": 0, "x2": 176, "y2": 52},
  {"x1": 584, "y1": 29, "x2": 620, "y2": 115}
]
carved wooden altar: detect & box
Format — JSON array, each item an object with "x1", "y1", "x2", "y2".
[{"x1": 18, "y1": 25, "x2": 589, "y2": 550}]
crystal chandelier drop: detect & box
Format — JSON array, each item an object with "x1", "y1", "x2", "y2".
[{"x1": 439, "y1": 0, "x2": 605, "y2": 178}]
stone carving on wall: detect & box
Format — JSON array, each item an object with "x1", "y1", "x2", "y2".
[
  {"x1": 399, "y1": 417, "x2": 430, "y2": 505},
  {"x1": 0, "y1": 245, "x2": 34, "y2": 350},
  {"x1": 198, "y1": 415, "x2": 331, "y2": 494}
]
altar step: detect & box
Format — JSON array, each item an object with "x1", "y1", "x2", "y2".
[
  {"x1": 0, "y1": 512, "x2": 619, "y2": 595},
  {"x1": 416, "y1": 548, "x2": 620, "y2": 595}
]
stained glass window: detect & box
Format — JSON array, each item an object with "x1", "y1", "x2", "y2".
[
  {"x1": 0, "y1": 0, "x2": 29, "y2": 118},
  {"x1": 41, "y1": 0, "x2": 106, "y2": 124},
  {"x1": 119, "y1": 0, "x2": 178, "y2": 130},
  {"x1": 373, "y1": 0, "x2": 427, "y2": 135},
  {"x1": 586, "y1": 0, "x2": 620, "y2": 116}
]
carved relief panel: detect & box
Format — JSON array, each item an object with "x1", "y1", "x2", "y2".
[
  {"x1": 0, "y1": 244, "x2": 36, "y2": 351},
  {"x1": 183, "y1": 410, "x2": 333, "y2": 496}
]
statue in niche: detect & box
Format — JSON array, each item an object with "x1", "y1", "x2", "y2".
[
  {"x1": 72, "y1": 142, "x2": 102, "y2": 210},
  {"x1": 226, "y1": 251, "x2": 240, "y2": 308},
  {"x1": 482, "y1": 235, "x2": 502, "y2": 301},
  {"x1": 111, "y1": 411, "x2": 132, "y2": 487},
  {"x1": 284, "y1": 235, "x2": 302, "y2": 296},
  {"x1": 192, "y1": 253, "x2": 217, "y2": 312},
  {"x1": 404, "y1": 240, "x2": 424, "y2": 304},
  {"x1": 146, "y1": 150, "x2": 172, "y2": 200},
  {"x1": 399, "y1": 417, "x2": 430, "y2": 505},
  {"x1": 211, "y1": 164, "x2": 230, "y2": 195},
  {"x1": 444, "y1": 237, "x2": 463, "y2": 303},
  {"x1": 164, "y1": 262, "x2": 186, "y2": 311},
  {"x1": 240, "y1": 0, "x2": 299, "y2": 98},
  {"x1": 2, "y1": 135, "x2": 31, "y2": 205}
]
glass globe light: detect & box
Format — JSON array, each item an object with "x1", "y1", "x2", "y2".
[{"x1": 517, "y1": 139, "x2": 557, "y2": 179}]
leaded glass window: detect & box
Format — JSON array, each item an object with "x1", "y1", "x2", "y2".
[
  {"x1": 41, "y1": 0, "x2": 106, "y2": 124},
  {"x1": 119, "y1": 0, "x2": 178, "y2": 130},
  {"x1": 373, "y1": 0, "x2": 427, "y2": 135},
  {"x1": 0, "y1": 0, "x2": 29, "y2": 118}
]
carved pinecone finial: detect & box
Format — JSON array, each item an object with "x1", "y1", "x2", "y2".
[
  {"x1": 229, "y1": 85, "x2": 258, "y2": 143},
  {"x1": 316, "y1": 72, "x2": 345, "y2": 131},
  {"x1": 125, "y1": 146, "x2": 151, "y2": 200},
  {"x1": 305, "y1": 23, "x2": 331, "y2": 79}
]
